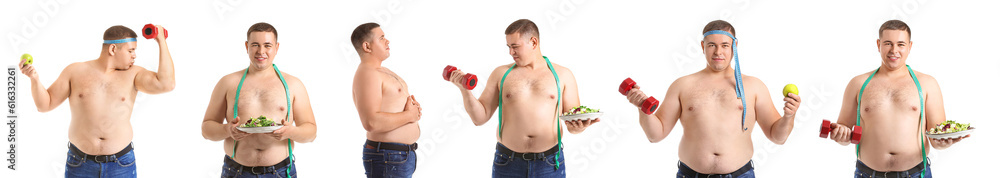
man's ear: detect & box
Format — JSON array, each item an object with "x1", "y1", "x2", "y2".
[
  {"x1": 245, "y1": 41, "x2": 250, "y2": 51},
  {"x1": 875, "y1": 39, "x2": 881, "y2": 53},
  {"x1": 530, "y1": 36, "x2": 539, "y2": 50},
  {"x1": 362, "y1": 41, "x2": 372, "y2": 53},
  {"x1": 108, "y1": 44, "x2": 117, "y2": 56},
  {"x1": 700, "y1": 41, "x2": 705, "y2": 52}
]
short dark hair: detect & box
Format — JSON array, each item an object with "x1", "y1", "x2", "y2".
[
  {"x1": 247, "y1": 22, "x2": 278, "y2": 41},
  {"x1": 878, "y1": 20, "x2": 910, "y2": 39},
  {"x1": 103, "y1": 25, "x2": 137, "y2": 47},
  {"x1": 702, "y1": 20, "x2": 736, "y2": 37},
  {"x1": 351, "y1": 22, "x2": 381, "y2": 52},
  {"x1": 505, "y1": 19, "x2": 539, "y2": 40}
]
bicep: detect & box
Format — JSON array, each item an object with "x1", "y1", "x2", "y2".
[
  {"x1": 477, "y1": 68, "x2": 504, "y2": 113},
  {"x1": 203, "y1": 80, "x2": 229, "y2": 123},
  {"x1": 923, "y1": 78, "x2": 946, "y2": 130},
  {"x1": 47, "y1": 67, "x2": 74, "y2": 101},
  {"x1": 837, "y1": 81, "x2": 861, "y2": 126},
  {"x1": 559, "y1": 69, "x2": 580, "y2": 112},
  {"x1": 353, "y1": 71, "x2": 383, "y2": 119},
  {"x1": 654, "y1": 82, "x2": 683, "y2": 123},
  {"x1": 291, "y1": 82, "x2": 316, "y2": 125},
  {"x1": 753, "y1": 81, "x2": 781, "y2": 127}
]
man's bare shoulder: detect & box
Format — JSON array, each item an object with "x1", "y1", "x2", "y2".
[
  {"x1": 213, "y1": 70, "x2": 247, "y2": 89},
  {"x1": 846, "y1": 70, "x2": 876, "y2": 90},
  {"x1": 911, "y1": 70, "x2": 940, "y2": 90},
  {"x1": 489, "y1": 64, "x2": 515, "y2": 77}
]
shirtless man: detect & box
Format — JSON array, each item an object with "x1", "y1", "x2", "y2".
[
  {"x1": 621, "y1": 20, "x2": 800, "y2": 178},
  {"x1": 201, "y1": 22, "x2": 317, "y2": 178},
  {"x1": 446, "y1": 19, "x2": 597, "y2": 178},
  {"x1": 19, "y1": 25, "x2": 175, "y2": 177},
  {"x1": 827, "y1": 20, "x2": 966, "y2": 178},
  {"x1": 350, "y1": 22, "x2": 422, "y2": 178}
]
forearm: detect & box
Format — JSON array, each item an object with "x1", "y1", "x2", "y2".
[
  {"x1": 29, "y1": 78, "x2": 53, "y2": 112},
  {"x1": 637, "y1": 110, "x2": 667, "y2": 143},
  {"x1": 289, "y1": 123, "x2": 317, "y2": 143},
  {"x1": 363, "y1": 111, "x2": 415, "y2": 133},
  {"x1": 767, "y1": 116, "x2": 795, "y2": 144},
  {"x1": 155, "y1": 41, "x2": 176, "y2": 91},
  {"x1": 202, "y1": 120, "x2": 230, "y2": 141},
  {"x1": 460, "y1": 90, "x2": 489, "y2": 126}
]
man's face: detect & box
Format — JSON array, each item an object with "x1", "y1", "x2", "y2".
[
  {"x1": 246, "y1": 31, "x2": 279, "y2": 70},
  {"x1": 366, "y1": 27, "x2": 390, "y2": 60},
  {"x1": 877, "y1": 30, "x2": 911, "y2": 69},
  {"x1": 702, "y1": 33, "x2": 734, "y2": 71},
  {"x1": 506, "y1": 33, "x2": 534, "y2": 64},
  {"x1": 110, "y1": 42, "x2": 136, "y2": 70}
]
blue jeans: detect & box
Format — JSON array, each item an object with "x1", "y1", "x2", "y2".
[
  {"x1": 855, "y1": 160, "x2": 931, "y2": 178},
  {"x1": 64, "y1": 145, "x2": 137, "y2": 178},
  {"x1": 676, "y1": 161, "x2": 755, "y2": 178},
  {"x1": 221, "y1": 156, "x2": 297, "y2": 178},
  {"x1": 492, "y1": 143, "x2": 566, "y2": 178},
  {"x1": 362, "y1": 143, "x2": 417, "y2": 178}
]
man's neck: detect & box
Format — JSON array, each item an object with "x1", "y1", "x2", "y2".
[
  {"x1": 360, "y1": 55, "x2": 384, "y2": 67},
  {"x1": 517, "y1": 53, "x2": 546, "y2": 70},
  {"x1": 247, "y1": 64, "x2": 276, "y2": 77},
  {"x1": 702, "y1": 66, "x2": 735, "y2": 78},
  {"x1": 877, "y1": 64, "x2": 910, "y2": 78},
  {"x1": 96, "y1": 55, "x2": 118, "y2": 73}
]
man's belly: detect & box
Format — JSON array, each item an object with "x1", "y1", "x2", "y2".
[
  {"x1": 858, "y1": 114, "x2": 926, "y2": 171},
  {"x1": 367, "y1": 122, "x2": 420, "y2": 144},
  {"x1": 225, "y1": 135, "x2": 294, "y2": 166},
  {"x1": 67, "y1": 116, "x2": 134, "y2": 155},
  {"x1": 677, "y1": 129, "x2": 754, "y2": 174},
  {"x1": 496, "y1": 107, "x2": 559, "y2": 153}
]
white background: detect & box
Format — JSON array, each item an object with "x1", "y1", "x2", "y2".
[{"x1": 1, "y1": 0, "x2": 997, "y2": 177}]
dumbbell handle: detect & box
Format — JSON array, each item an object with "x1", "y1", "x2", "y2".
[
  {"x1": 820, "y1": 120, "x2": 862, "y2": 144},
  {"x1": 443, "y1": 65, "x2": 477, "y2": 90},
  {"x1": 620, "y1": 78, "x2": 659, "y2": 115},
  {"x1": 142, "y1": 24, "x2": 168, "y2": 39}
]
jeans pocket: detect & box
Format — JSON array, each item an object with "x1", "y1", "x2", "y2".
[
  {"x1": 65, "y1": 152, "x2": 85, "y2": 168},
  {"x1": 384, "y1": 150, "x2": 409, "y2": 164},
  {"x1": 115, "y1": 151, "x2": 136, "y2": 167},
  {"x1": 492, "y1": 152, "x2": 510, "y2": 166}
]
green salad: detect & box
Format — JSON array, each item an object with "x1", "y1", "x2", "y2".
[
  {"x1": 928, "y1": 120, "x2": 972, "y2": 134},
  {"x1": 241, "y1": 115, "x2": 278, "y2": 128},
  {"x1": 562, "y1": 106, "x2": 600, "y2": 116}
]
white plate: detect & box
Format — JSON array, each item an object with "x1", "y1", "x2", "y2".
[
  {"x1": 926, "y1": 128, "x2": 974, "y2": 139},
  {"x1": 559, "y1": 112, "x2": 603, "y2": 121},
  {"x1": 237, "y1": 125, "x2": 283, "y2": 133}
]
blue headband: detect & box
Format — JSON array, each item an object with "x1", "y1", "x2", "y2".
[
  {"x1": 103, "y1": 38, "x2": 137, "y2": 44},
  {"x1": 704, "y1": 30, "x2": 748, "y2": 131}
]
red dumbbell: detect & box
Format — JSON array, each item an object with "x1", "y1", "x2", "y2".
[
  {"x1": 443, "y1": 65, "x2": 477, "y2": 90},
  {"x1": 142, "y1": 24, "x2": 168, "y2": 39},
  {"x1": 819, "y1": 120, "x2": 862, "y2": 144},
  {"x1": 619, "y1": 78, "x2": 659, "y2": 115}
]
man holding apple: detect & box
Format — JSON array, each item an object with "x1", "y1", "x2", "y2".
[{"x1": 620, "y1": 20, "x2": 801, "y2": 178}]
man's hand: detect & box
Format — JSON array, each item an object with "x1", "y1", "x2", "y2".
[
  {"x1": 566, "y1": 118, "x2": 600, "y2": 134},
  {"x1": 153, "y1": 25, "x2": 166, "y2": 43},
  {"x1": 625, "y1": 85, "x2": 648, "y2": 109},
  {"x1": 19, "y1": 58, "x2": 38, "y2": 80},
  {"x1": 448, "y1": 69, "x2": 469, "y2": 89},
  {"x1": 829, "y1": 123, "x2": 852, "y2": 145},
  {"x1": 930, "y1": 134, "x2": 970, "y2": 149},
  {"x1": 270, "y1": 119, "x2": 295, "y2": 141},
  {"x1": 229, "y1": 116, "x2": 251, "y2": 140},
  {"x1": 782, "y1": 93, "x2": 801, "y2": 119},
  {"x1": 404, "y1": 95, "x2": 422, "y2": 122}
]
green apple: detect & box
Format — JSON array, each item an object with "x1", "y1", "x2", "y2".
[
  {"x1": 21, "y1": 53, "x2": 33, "y2": 65},
  {"x1": 782, "y1": 84, "x2": 798, "y2": 97}
]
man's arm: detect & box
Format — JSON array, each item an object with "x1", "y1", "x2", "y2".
[
  {"x1": 557, "y1": 67, "x2": 597, "y2": 134},
  {"x1": 202, "y1": 77, "x2": 234, "y2": 141},
  {"x1": 271, "y1": 77, "x2": 317, "y2": 143},
  {"x1": 20, "y1": 61, "x2": 72, "y2": 112},
  {"x1": 353, "y1": 68, "x2": 418, "y2": 133},
  {"x1": 628, "y1": 78, "x2": 683, "y2": 143},
  {"x1": 450, "y1": 66, "x2": 504, "y2": 126},
  {"x1": 830, "y1": 75, "x2": 865, "y2": 146},
  {"x1": 752, "y1": 77, "x2": 799, "y2": 145},
  {"x1": 920, "y1": 74, "x2": 965, "y2": 149},
  {"x1": 135, "y1": 28, "x2": 176, "y2": 94}
]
